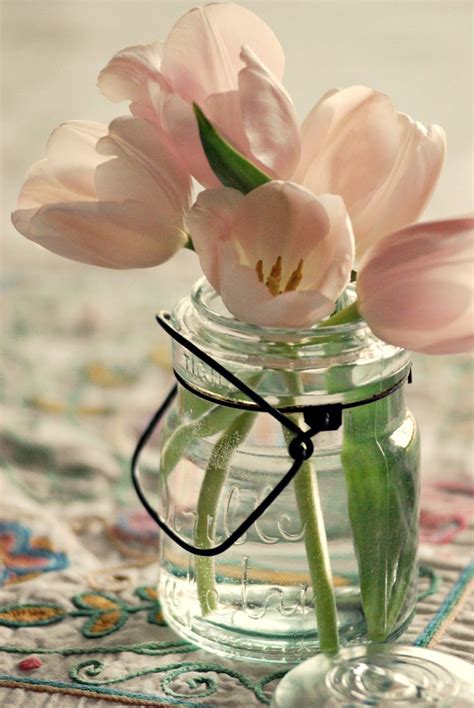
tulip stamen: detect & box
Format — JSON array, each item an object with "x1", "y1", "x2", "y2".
[
  {"x1": 266, "y1": 256, "x2": 282, "y2": 296},
  {"x1": 256, "y1": 256, "x2": 304, "y2": 296},
  {"x1": 284, "y1": 259, "x2": 304, "y2": 292}
]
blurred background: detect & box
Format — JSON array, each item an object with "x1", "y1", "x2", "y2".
[{"x1": 1, "y1": 0, "x2": 473, "y2": 511}]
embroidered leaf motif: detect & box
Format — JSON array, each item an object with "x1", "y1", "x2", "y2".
[
  {"x1": 135, "y1": 587, "x2": 166, "y2": 626},
  {"x1": 73, "y1": 592, "x2": 122, "y2": 611},
  {"x1": 73, "y1": 592, "x2": 127, "y2": 638},
  {"x1": 135, "y1": 586, "x2": 158, "y2": 602},
  {"x1": 0, "y1": 603, "x2": 65, "y2": 627},
  {"x1": 82, "y1": 610, "x2": 127, "y2": 638},
  {"x1": 147, "y1": 608, "x2": 166, "y2": 626}
]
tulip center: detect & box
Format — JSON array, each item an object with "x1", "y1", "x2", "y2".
[{"x1": 255, "y1": 256, "x2": 304, "y2": 296}]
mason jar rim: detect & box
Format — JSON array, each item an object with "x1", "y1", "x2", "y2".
[
  {"x1": 169, "y1": 278, "x2": 410, "y2": 406},
  {"x1": 191, "y1": 277, "x2": 368, "y2": 344}
]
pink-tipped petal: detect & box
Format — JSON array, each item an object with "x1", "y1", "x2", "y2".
[
  {"x1": 15, "y1": 158, "x2": 94, "y2": 213},
  {"x1": 294, "y1": 86, "x2": 398, "y2": 201},
  {"x1": 304, "y1": 193, "x2": 355, "y2": 301},
  {"x1": 238, "y1": 46, "x2": 300, "y2": 179},
  {"x1": 295, "y1": 86, "x2": 446, "y2": 254},
  {"x1": 17, "y1": 122, "x2": 108, "y2": 210},
  {"x1": 354, "y1": 117, "x2": 446, "y2": 254},
  {"x1": 204, "y1": 91, "x2": 253, "y2": 162},
  {"x1": 357, "y1": 217, "x2": 474, "y2": 354},
  {"x1": 162, "y1": 93, "x2": 221, "y2": 187},
  {"x1": 162, "y1": 89, "x2": 275, "y2": 187},
  {"x1": 161, "y1": 3, "x2": 285, "y2": 105},
  {"x1": 97, "y1": 42, "x2": 166, "y2": 122},
  {"x1": 187, "y1": 187, "x2": 244, "y2": 290},
  {"x1": 95, "y1": 116, "x2": 192, "y2": 220},
  {"x1": 12, "y1": 117, "x2": 191, "y2": 269},
  {"x1": 12, "y1": 200, "x2": 185, "y2": 268}
]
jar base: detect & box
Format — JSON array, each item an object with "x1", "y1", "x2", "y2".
[{"x1": 160, "y1": 592, "x2": 415, "y2": 665}]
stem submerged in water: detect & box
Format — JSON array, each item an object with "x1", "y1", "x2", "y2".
[
  {"x1": 194, "y1": 411, "x2": 256, "y2": 615},
  {"x1": 281, "y1": 368, "x2": 339, "y2": 653},
  {"x1": 284, "y1": 421, "x2": 340, "y2": 654}
]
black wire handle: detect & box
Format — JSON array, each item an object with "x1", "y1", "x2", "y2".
[{"x1": 131, "y1": 311, "x2": 411, "y2": 557}]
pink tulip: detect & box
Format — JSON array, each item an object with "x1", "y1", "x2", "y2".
[
  {"x1": 98, "y1": 3, "x2": 300, "y2": 187},
  {"x1": 294, "y1": 86, "x2": 446, "y2": 255},
  {"x1": 357, "y1": 217, "x2": 474, "y2": 354},
  {"x1": 12, "y1": 117, "x2": 192, "y2": 268},
  {"x1": 100, "y1": 5, "x2": 445, "y2": 255},
  {"x1": 187, "y1": 181, "x2": 354, "y2": 328}
]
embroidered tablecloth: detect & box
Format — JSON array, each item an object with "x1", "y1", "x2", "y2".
[{"x1": 1, "y1": 258, "x2": 473, "y2": 707}]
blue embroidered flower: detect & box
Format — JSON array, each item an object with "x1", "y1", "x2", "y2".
[{"x1": 0, "y1": 521, "x2": 68, "y2": 585}]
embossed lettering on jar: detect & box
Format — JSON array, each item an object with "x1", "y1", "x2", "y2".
[{"x1": 155, "y1": 279, "x2": 420, "y2": 664}]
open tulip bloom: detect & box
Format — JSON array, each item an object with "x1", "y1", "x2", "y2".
[{"x1": 12, "y1": 2, "x2": 474, "y2": 655}]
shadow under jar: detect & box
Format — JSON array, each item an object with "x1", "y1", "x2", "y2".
[{"x1": 154, "y1": 279, "x2": 420, "y2": 664}]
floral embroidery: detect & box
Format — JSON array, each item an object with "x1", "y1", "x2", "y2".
[
  {"x1": 135, "y1": 586, "x2": 165, "y2": 624},
  {"x1": 0, "y1": 568, "x2": 438, "y2": 639},
  {"x1": 0, "y1": 586, "x2": 166, "y2": 638},
  {"x1": 0, "y1": 521, "x2": 69, "y2": 585},
  {"x1": 72, "y1": 592, "x2": 128, "y2": 638},
  {"x1": 0, "y1": 564, "x2": 456, "y2": 707}
]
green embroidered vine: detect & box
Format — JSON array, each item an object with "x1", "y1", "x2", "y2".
[
  {"x1": 417, "y1": 565, "x2": 440, "y2": 601},
  {"x1": 70, "y1": 659, "x2": 286, "y2": 704},
  {"x1": 0, "y1": 640, "x2": 195, "y2": 657}
]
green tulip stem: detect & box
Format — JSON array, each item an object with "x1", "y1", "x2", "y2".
[
  {"x1": 194, "y1": 411, "x2": 256, "y2": 615},
  {"x1": 283, "y1": 417, "x2": 340, "y2": 655},
  {"x1": 281, "y1": 370, "x2": 339, "y2": 654},
  {"x1": 320, "y1": 301, "x2": 360, "y2": 328}
]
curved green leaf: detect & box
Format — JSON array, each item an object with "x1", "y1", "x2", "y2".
[{"x1": 193, "y1": 103, "x2": 271, "y2": 194}]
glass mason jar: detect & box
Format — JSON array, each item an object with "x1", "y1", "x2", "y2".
[{"x1": 154, "y1": 279, "x2": 420, "y2": 664}]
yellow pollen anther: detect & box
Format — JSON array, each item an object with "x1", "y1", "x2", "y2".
[
  {"x1": 255, "y1": 259, "x2": 264, "y2": 283},
  {"x1": 266, "y1": 256, "x2": 282, "y2": 296},
  {"x1": 284, "y1": 259, "x2": 304, "y2": 292}
]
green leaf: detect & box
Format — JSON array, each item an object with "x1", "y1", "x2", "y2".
[
  {"x1": 73, "y1": 592, "x2": 123, "y2": 611},
  {"x1": 193, "y1": 103, "x2": 271, "y2": 194},
  {"x1": 81, "y1": 610, "x2": 127, "y2": 638},
  {"x1": 0, "y1": 603, "x2": 66, "y2": 627},
  {"x1": 341, "y1": 395, "x2": 420, "y2": 641}
]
